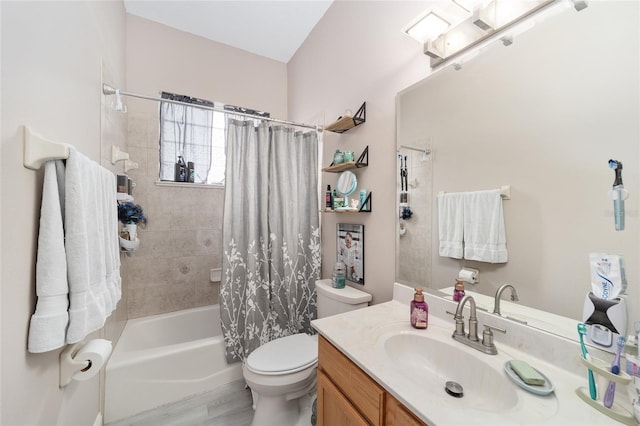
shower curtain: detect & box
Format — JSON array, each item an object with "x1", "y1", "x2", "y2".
[{"x1": 220, "y1": 119, "x2": 321, "y2": 363}]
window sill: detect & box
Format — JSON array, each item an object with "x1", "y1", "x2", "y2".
[{"x1": 155, "y1": 181, "x2": 224, "y2": 189}]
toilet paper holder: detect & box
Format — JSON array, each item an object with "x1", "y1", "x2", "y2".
[
  {"x1": 458, "y1": 267, "x2": 479, "y2": 284},
  {"x1": 59, "y1": 339, "x2": 112, "y2": 387}
]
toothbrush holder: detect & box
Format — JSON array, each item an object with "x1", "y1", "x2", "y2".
[{"x1": 575, "y1": 355, "x2": 634, "y2": 425}]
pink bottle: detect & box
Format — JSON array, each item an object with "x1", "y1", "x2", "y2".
[
  {"x1": 453, "y1": 279, "x2": 466, "y2": 302},
  {"x1": 410, "y1": 288, "x2": 428, "y2": 329}
]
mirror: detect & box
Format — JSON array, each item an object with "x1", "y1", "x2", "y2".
[
  {"x1": 336, "y1": 171, "x2": 357, "y2": 210},
  {"x1": 396, "y1": 1, "x2": 639, "y2": 340}
]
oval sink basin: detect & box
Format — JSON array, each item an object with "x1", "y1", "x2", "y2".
[{"x1": 384, "y1": 332, "x2": 518, "y2": 412}]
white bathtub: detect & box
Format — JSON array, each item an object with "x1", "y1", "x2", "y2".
[{"x1": 104, "y1": 305, "x2": 243, "y2": 423}]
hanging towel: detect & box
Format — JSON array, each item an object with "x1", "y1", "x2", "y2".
[
  {"x1": 28, "y1": 160, "x2": 69, "y2": 353},
  {"x1": 463, "y1": 189, "x2": 508, "y2": 263},
  {"x1": 65, "y1": 148, "x2": 121, "y2": 344},
  {"x1": 437, "y1": 192, "x2": 464, "y2": 259}
]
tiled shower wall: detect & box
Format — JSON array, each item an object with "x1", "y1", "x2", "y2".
[
  {"x1": 396, "y1": 148, "x2": 432, "y2": 286},
  {"x1": 120, "y1": 109, "x2": 223, "y2": 319}
]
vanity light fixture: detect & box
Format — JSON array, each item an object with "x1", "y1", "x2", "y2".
[
  {"x1": 403, "y1": 11, "x2": 451, "y2": 43},
  {"x1": 407, "y1": 0, "x2": 588, "y2": 68},
  {"x1": 453, "y1": 0, "x2": 485, "y2": 13}
]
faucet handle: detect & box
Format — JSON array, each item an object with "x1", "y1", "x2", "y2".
[
  {"x1": 482, "y1": 324, "x2": 506, "y2": 349},
  {"x1": 484, "y1": 324, "x2": 506, "y2": 334}
]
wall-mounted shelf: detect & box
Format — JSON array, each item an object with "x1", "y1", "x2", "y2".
[
  {"x1": 323, "y1": 192, "x2": 372, "y2": 213},
  {"x1": 322, "y1": 146, "x2": 369, "y2": 173},
  {"x1": 324, "y1": 102, "x2": 366, "y2": 133}
]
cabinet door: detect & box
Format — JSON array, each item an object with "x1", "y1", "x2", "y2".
[
  {"x1": 318, "y1": 370, "x2": 369, "y2": 426},
  {"x1": 385, "y1": 394, "x2": 427, "y2": 426},
  {"x1": 319, "y1": 336, "x2": 384, "y2": 424}
]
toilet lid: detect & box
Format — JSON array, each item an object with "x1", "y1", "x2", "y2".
[{"x1": 246, "y1": 333, "x2": 318, "y2": 375}]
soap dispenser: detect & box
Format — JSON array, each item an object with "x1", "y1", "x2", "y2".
[
  {"x1": 331, "y1": 261, "x2": 346, "y2": 289},
  {"x1": 453, "y1": 279, "x2": 466, "y2": 302},
  {"x1": 410, "y1": 288, "x2": 428, "y2": 329}
]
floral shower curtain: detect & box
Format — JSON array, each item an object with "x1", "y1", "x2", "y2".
[{"x1": 220, "y1": 119, "x2": 321, "y2": 363}]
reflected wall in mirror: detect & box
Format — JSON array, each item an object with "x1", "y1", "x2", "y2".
[{"x1": 396, "y1": 1, "x2": 639, "y2": 336}]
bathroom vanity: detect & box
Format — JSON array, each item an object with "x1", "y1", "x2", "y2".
[
  {"x1": 312, "y1": 283, "x2": 633, "y2": 425},
  {"x1": 317, "y1": 334, "x2": 425, "y2": 425}
]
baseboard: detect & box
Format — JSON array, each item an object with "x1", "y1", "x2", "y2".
[{"x1": 93, "y1": 412, "x2": 103, "y2": 426}]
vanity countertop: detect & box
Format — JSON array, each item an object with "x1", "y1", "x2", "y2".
[{"x1": 311, "y1": 283, "x2": 628, "y2": 425}]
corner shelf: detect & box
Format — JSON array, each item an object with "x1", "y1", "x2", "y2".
[
  {"x1": 116, "y1": 193, "x2": 134, "y2": 203},
  {"x1": 324, "y1": 102, "x2": 366, "y2": 133},
  {"x1": 322, "y1": 146, "x2": 369, "y2": 173}
]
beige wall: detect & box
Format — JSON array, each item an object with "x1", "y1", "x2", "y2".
[
  {"x1": 1, "y1": 1, "x2": 127, "y2": 425},
  {"x1": 288, "y1": 1, "x2": 431, "y2": 304},
  {"x1": 123, "y1": 15, "x2": 288, "y2": 317}
]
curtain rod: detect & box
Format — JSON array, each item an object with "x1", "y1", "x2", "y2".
[{"x1": 102, "y1": 84, "x2": 322, "y2": 131}]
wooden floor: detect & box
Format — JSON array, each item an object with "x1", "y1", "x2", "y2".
[{"x1": 106, "y1": 380, "x2": 254, "y2": 426}]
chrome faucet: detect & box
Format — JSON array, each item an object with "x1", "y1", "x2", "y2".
[
  {"x1": 452, "y1": 295, "x2": 505, "y2": 355},
  {"x1": 493, "y1": 284, "x2": 519, "y2": 316}
]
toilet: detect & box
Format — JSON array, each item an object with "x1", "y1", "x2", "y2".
[{"x1": 243, "y1": 278, "x2": 372, "y2": 426}]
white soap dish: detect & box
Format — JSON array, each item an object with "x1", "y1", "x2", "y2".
[{"x1": 504, "y1": 361, "x2": 555, "y2": 396}]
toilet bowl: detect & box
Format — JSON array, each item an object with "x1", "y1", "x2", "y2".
[
  {"x1": 244, "y1": 279, "x2": 371, "y2": 426},
  {"x1": 244, "y1": 333, "x2": 318, "y2": 426}
]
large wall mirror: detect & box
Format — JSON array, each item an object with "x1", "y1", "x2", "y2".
[{"x1": 396, "y1": 1, "x2": 639, "y2": 340}]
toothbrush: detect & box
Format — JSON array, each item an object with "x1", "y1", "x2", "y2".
[
  {"x1": 604, "y1": 336, "x2": 626, "y2": 408},
  {"x1": 578, "y1": 323, "x2": 598, "y2": 400}
]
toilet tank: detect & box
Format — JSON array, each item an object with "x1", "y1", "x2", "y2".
[{"x1": 316, "y1": 279, "x2": 372, "y2": 318}]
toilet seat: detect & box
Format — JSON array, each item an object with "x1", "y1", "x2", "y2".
[{"x1": 246, "y1": 333, "x2": 318, "y2": 375}]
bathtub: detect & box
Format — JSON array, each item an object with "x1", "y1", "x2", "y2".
[{"x1": 104, "y1": 305, "x2": 243, "y2": 423}]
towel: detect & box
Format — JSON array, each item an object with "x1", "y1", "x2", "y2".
[
  {"x1": 65, "y1": 148, "x2": 121, "y2": 344},
  {"x1": 28, "y1": 160, "x2": 69, "y2": 353},
  {"x1": 463, "y1": 189, "x2": 508, "y2": 263},
  {"x1": 437, "y1": 192, "x2": 464, "y2": 259}
]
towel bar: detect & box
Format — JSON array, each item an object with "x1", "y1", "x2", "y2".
[
  {"x1": 23, "y1": 126, "x2": 71, "y2": 170},
  {"x1": 438, "y1": 185, "x2": 511, "y2": 200}
]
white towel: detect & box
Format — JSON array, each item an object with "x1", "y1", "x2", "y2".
[
  {"x1": 28, "y1": 160, "x2": 69, "y2": 353},
  {"x1": 437, "y1": 192, "x2": 464, "y2": 259},
  {"x1": 463, "y1": 189, "x2": 508, "y2": 263},
  {"x1": 65, "y1": 148, "x2": 121, "y2": 344}
]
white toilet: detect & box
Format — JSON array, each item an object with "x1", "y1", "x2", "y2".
[{"x1": 243, "y1": 279, "x2": 372, "y2": 426}]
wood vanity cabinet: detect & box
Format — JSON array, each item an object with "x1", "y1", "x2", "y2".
[{"x1": 317, "y1": 335, "x2": 427, "y2": 426}]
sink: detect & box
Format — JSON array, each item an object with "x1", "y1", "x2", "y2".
[{"x1": 383, "y1": 331, "x2": 518, "y2": 412}]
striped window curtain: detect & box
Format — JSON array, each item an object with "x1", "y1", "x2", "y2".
[{"x1": 159, "y1": 92, "x2": 214, "y2": 184}]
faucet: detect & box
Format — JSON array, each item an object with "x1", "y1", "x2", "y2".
[
  {"x1": 493, "y1": 284, "x2": 519, "y2": 316},
  {"x1": 452, "y1": 295, "x2": 505, "y2": 355}
]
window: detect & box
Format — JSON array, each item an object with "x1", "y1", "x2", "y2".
[{"x1": 159, "y1": 91, "x2": 270, "y2": 186}]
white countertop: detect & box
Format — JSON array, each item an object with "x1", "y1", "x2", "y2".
[{"x1": 311, "y1": 283, "x2": 630, "y2": 425}]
